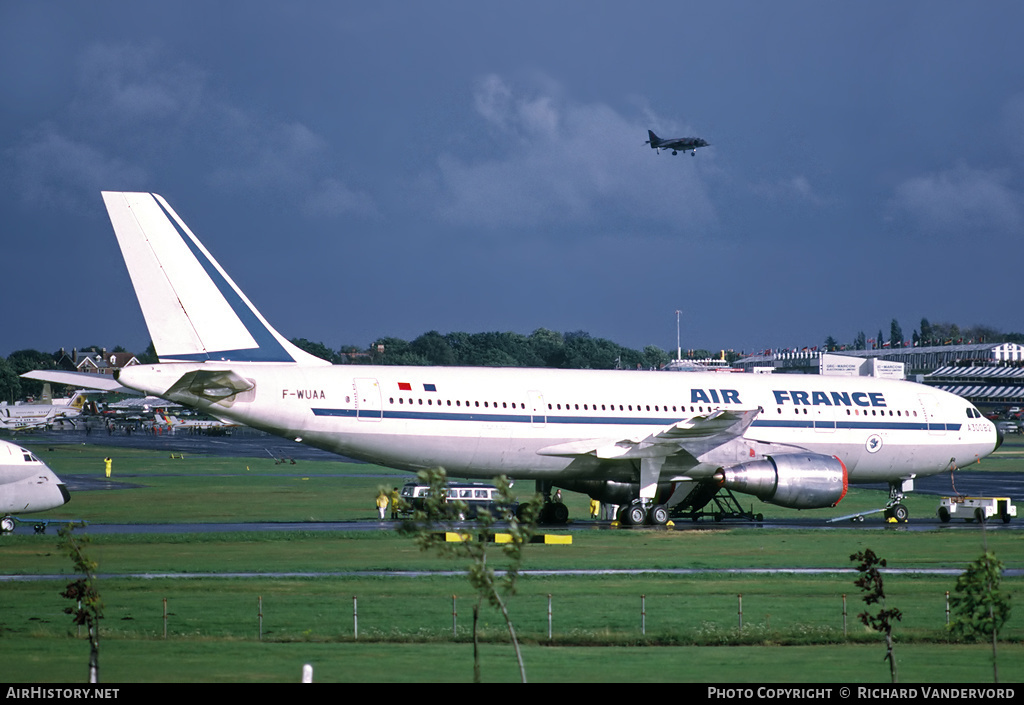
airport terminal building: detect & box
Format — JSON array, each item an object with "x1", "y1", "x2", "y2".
[{"x1": 734, "y1": 343, "x2": 1024, "y2": 408}]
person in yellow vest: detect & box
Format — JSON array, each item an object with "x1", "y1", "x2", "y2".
[
  {"x1": 104, "y1": 457, "x2": 113, "y2": 478},
  {"x1": 589, "y1": 498, "x2": 600, "y2": 519},
  {"x1": 389, "y1": 487, "x2": 400, "y2": 519},
  {"x1": 375, "y1": 490, "x2": 389, "y2": 520}
]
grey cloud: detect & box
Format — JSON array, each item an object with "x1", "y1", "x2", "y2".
[
  {"x1": 433, "y1": 74, "x2": 717, "y2": 232},
  {"x1": 889, "y1": 163, "x2": 1022, "y2": 235}
]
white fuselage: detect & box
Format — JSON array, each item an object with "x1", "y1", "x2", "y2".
[
  {"x1": 118, "y1": 363, "x2": 999, "y2": 486},
  {"x1": 0, "y1": 440, "x2": 70, "y2": 515},
  {"x1": 0, "y1": 404, "x2": 75, "y2": 430}
]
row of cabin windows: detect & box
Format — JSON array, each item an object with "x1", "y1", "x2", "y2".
[
  {"x1": 390, "y1": 397, "x2": 526, "y2": 409},
  {"x1": 383, "y1": 397, "x2": 939, "y2": 419},
  {"x1": 384, "y1": 398, "x2": 754, "y2": 417},
  {"x1": 780, "y1": 407, "x2": 920, "y2": 417},
  {"x1": 387, "y1": 397, "x2": 724, "y2": 414}
]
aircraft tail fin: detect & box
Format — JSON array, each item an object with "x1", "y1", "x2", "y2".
[
  {"x1": 646, "y1": 130, "x2": 661, "y2": 147},
  {"x1": 101, "y1": 192, "x2": 328, "y2": 366}
]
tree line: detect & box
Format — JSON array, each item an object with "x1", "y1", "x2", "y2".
[
  {"x1": 4, "y1": 317, "x2": 1023, "y2": 403},
  {"x1": 290, "y1": 328, "x2": 714, "y2": 370},
  {"x1": 823, "y1": 318, "x2": 1024, "y2": 352}
]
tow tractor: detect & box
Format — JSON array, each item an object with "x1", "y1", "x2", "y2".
[{"x1": 937, "y1": 496, "x2": 1016, "y2": 524}]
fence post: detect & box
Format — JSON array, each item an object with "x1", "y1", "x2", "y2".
[
  {"x1": 163, "y1": 598, "x2": 167, "y2": 639},
  {"x1": 641, "y1": 594, "x2": 646, "y2": 635},
  {"x1": 738, "y1": 594, "x2": 743, "y2": 631},
  {"x1": 547, "y1": 594, "x2": 553, "y2": 641},
  {"x1": 258, "y1": 595, "x2": 263, "y2": 641},
  {"x1": 842, "y1": 594, "x2": 847, "y2": 637},
  {"x1": 353, "y1": 595, "x2": 358, "y2": 639},
  {"x1": 452, "y1": 595, "x2": 457, "y2": 638},
  {"x1": 945, "y1": 590, "x2": 950, "y2": 625}
]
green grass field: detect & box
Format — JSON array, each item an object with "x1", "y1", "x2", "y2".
[{"x1": 2, "y1": 437, "x2": 1023, "y2": 683}]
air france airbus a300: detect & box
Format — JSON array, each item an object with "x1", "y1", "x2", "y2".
[{"x1": 101, "y1": 192, "x2": 1000, "y2": 525}]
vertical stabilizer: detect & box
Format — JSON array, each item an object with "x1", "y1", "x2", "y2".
[{"x1": 101, "y1": 192, "x2": 327, "y2": 365}]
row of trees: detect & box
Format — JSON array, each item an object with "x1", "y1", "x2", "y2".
[
  {"x1": 0, "y1": 346, "x2": 157, "y2": 403},
  {"x1": 5, "y1": 317, "x2": 1023, "y2": 403},
  {"x1": 823, "y1": 318, "x2": 1024, "y2": 353},
  {"x1": 291, "y1": 329, "x2": 720, "y2": 371}
]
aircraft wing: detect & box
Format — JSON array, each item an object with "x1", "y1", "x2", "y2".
[{"x1": 536, "y1": 408, "x2": 759, "y2": 460}]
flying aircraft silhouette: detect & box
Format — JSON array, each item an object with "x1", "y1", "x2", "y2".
[{"x1": 645, "y1": 130, "x2": 709, "y2": 156}]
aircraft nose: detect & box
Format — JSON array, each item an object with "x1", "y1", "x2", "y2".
[{"x1": 994, "y1": 422, "x2": 1004, "y2": 451}]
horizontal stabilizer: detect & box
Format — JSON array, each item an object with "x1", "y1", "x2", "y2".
[{"x1": 21, "y1": 369, "x2": 135, "y2": 394}]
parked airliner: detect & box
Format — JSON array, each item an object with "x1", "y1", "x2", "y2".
[
  {"x1": 1, "y1": 439, "x2": 71, "y2": 533},
  {"x1": 101, "y1": 192, "x2": 1000, "y2": 525},
  {"x1": 0, "y1": 385, "x2": 87, "y2": 431}
]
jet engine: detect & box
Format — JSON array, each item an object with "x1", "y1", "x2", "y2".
[{"x1": 713, "y1": 453, "x2": 847, "y2": 509}]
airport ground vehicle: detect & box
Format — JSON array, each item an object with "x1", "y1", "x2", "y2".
[
  {"x1": 937, "y1": 496, "x2": 1016, "y2": 523},
  {"x1": 398, "y1": 481, "x2": 520, "y2": 520}
]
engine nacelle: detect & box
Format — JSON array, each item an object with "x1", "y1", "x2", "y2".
[{"x1": 713, "y1": 453, "x2": 848, "y2": 509}]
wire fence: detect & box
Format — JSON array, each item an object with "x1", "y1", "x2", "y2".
[{"x1": 39, "y1": 584, "x2": 1020, "y2": 644}]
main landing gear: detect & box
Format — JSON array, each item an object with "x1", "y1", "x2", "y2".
[
  {"x1": 618, "y1": 500, "x2": 670, "y2": 526},
  {"x1": 536, "y1": 481, "x2": 570, "y2": 525},
  {"x1": 540, "y1": 502, "x2": 569, "y2": 525}
]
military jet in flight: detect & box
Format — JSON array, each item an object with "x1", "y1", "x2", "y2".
[{"x1": 645, "y1": 130, "x2": 709, "y2": 156}]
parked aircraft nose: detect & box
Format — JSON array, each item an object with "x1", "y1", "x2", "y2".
[{"x1": 995, "y1": 423, "x2": 1004, "y2": 451}]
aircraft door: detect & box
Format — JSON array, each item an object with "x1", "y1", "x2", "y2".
[
  {"x1": 354, "y1": 378, "x2": 383, "y2": 421},
  {"x1": 918, "y1": 393, "x2": 944, "y2": 436},
  {"x1": 528, "y1": 390, "x2": 546, "y2": 427},
  {"x1": 813, "y1": 405, "x2": 836, "y2": 433}
]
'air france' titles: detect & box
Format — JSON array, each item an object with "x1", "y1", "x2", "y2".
[
  {"x1": 691, "y1": 389, "x2": 742, "y2": 404},
  {"x1": 690, "y1": 388, "x2": 887, "y2": 408},
  {"x1": 773, "y1": 390, "x2": 886, "y2": 407}
]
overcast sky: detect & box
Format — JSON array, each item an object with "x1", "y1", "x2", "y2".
[{"x1": 3, "y1": 1, "x2": 1023, "y2": 359}]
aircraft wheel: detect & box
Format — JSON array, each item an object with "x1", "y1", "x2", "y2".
[
  {"x1": 892, "y1": 504, "x2": 909, "y2": 523},
  {"x1": 938, "y1": 506, "x2": 951, "y2": 523},
  {"x1": 547, "y1": 503, "x2": 569, "y2": 525},
  {"x1": 1, "y1": 517, "x2": 14, "y2": 533},
  {"x1": 648, "y1": 504, "x2": 669, "y2": 526},
  {"x1": 1001, "y1": 508, "x2": 1012, "y2": 524},
  {"x1": 625, "y1": 503, "x2": 647, "y2": 526}
]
